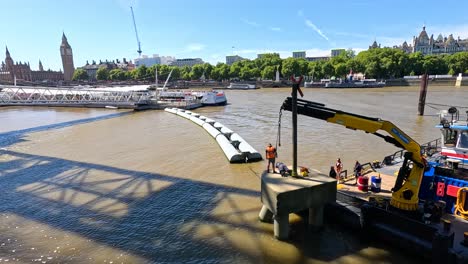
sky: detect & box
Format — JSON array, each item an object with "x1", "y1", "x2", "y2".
[{"x1": 1, "y1": 0, "x2": 468, "y2": 71}]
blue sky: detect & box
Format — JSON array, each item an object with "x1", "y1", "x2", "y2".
[{"x1": 2, "y1": 0, "x2": 468, "y2": 71}]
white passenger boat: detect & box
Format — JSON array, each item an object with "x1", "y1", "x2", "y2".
[
  {"x1": 192, "y1": 90, "x2": 227, "y2": 106},
  {"x1": 152, "y1": 67, "x2": 227, "y2": 106},
  {"x1": 226, "y1": 83, "x2": 257, "y2": 90}
]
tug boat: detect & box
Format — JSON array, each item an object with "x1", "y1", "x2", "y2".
[{"x1": 420, "y1": 107, "x2": 468, "y2": 215}]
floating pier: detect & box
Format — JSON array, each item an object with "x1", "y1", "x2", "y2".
[
  {"x1": 0, "y1": 85, "x2": 202, "y2": 110},
  {"x1": 259, "y1": 171, "x2": 336, "y2": 240},
  {"x1": 164, "y1": 108, "x2": 262, "y2": 163}
]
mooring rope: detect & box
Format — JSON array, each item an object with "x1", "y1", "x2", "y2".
[{"x1": 426, "y1": 102, "x2": 468, "y2": 109}]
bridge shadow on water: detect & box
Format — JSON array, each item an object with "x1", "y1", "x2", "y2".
[
  {"x1": 0, "y1": 111, "x2": 134, "y2": 148},
  {"x1": 0, "y1": 149, "x2": 265, "y2": 262},
  {"x1": 0, "y1": 148, "x2": 424, "y2": 263}
]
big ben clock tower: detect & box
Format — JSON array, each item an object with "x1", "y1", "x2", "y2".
[{"x1": 60, "y1": 33, "x2": 75, "y2": 81}]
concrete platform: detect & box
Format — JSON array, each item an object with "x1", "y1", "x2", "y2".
[{"x1": 259, "y1": 171, "x2": 336, "y2": 240}]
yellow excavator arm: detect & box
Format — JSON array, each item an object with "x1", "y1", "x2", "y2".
[{"x1": 282, "y1": 97, "x2": 425, "y2": 211}]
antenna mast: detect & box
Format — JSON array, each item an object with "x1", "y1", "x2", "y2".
[{"x1": 130, "y1": 6, "x2": 142, "y2": 56}]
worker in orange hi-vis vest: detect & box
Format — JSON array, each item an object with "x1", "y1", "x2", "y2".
[{"x1": 265, "y1": 143, "x2": 277, "y2": 173}]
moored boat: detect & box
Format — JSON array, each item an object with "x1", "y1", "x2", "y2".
[
  {"x1": 193, "y1": 90, "x2": 227, "y2": 106},
  {"x1": 226, "y1": 83, "x2": 257, "y2": 90},
  {"x1": 325, "y1": 79, "x2": 386, "y2": 88}
]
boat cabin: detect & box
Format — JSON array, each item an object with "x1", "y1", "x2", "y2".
[{"x1": 437, "y1": 107, "x2": 468, "y2": 164}]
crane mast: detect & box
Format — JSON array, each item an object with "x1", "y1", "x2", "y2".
[{"x1": 130, "y1": 6, "x2": 142, "y2": 56}]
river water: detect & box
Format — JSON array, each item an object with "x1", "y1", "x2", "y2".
[{"x1": 0, "y1": 86, "x2": 466, "y2": 263}]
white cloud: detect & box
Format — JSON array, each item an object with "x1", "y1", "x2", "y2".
[
  {"x1": 269, "y1": 27, "x2": 282, "y2": 32},
  {"x1": 305, "y1": 19, "x2": 329, "y2": 41},
  {"x1": 241, "y1": 18, "x2": 260, "y2": 27},
  {"x1": 185, "y1": 43, "x2": 206, "y2": 52}
]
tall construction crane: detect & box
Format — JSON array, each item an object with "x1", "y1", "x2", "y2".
[{"x1": 130, "y1": 6, "x2": 142, "y2": 56}]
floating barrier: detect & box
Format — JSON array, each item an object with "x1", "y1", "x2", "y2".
[
  {"x1": 230, "y1": 133, "x2": 263, "y2": 162},
  {"x1": 190, "y1": 115, "x2": 205, "y2": 126},
  {"x1": 164, "y1": 108, "x2": 262, "y2": 163},
  {"x1": 216, "y1": 133, "x2": 245, "y2": 163},
  {"x1": 202, "y1": 122, "x2": 221, "y2": 138}
]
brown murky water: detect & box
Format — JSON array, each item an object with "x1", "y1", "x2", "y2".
[{"x1": 0, "y1": 86, "x2": 467, "y2": 263}]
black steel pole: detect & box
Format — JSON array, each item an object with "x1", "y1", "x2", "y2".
[{"x1": 291, "y1": 82, "x2": 298, "y2": 177}]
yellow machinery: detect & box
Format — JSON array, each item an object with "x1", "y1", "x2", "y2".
[{"x1": 281, "y1": 97, "x2": 425, "y2": 211}]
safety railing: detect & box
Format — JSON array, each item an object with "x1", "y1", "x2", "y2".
[
  {"x1": 382, "y1": 138, "x2": 442, "y2": 166},
  {"x1": 0, "y1": 85, "x2": 152, "y2": 106}
]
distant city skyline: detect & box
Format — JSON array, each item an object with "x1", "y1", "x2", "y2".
[{"x1": 2, "y1": 0, "x2": 468, "y2": 71}]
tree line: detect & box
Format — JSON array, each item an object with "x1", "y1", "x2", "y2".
[{"x1": 72, "y1": 49, "x2": 468, "y2": 82}]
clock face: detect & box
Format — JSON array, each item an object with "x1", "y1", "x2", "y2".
[{"x1": 66, "y1": 49, "x2": 72, "y2": 55}]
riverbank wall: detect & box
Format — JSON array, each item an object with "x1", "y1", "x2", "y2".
[{"x1": 386, "y1": 77, "x2": 468, "y2": 87}]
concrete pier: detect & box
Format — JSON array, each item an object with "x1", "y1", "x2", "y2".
[{"x1": 259, "y1": 171, "x2": 336, "y2": 240}]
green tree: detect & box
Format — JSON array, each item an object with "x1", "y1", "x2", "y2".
[
  {"x1": 109, "y1": 69, "x2": 127, "y2": 81},
  {"x1": 220, "y1": 64, "x2": 231, "y2": 80},
  {"x1": 254, "y1": 53, "x2": 282, "y2": 71},
  {"x1": 170, "y1": 66, "x2": 181, "y2": 80},
  {"x1": 365, "y1": 61, "x2": 380, "y2": 78},
  {"x1": 157, "y1": 65, "x2": 171, "y2": 80},
  {"x1": 308, "y1": 61, "x2": 324, "y2": 80},
  {"x1": 229, "y1": 61, "x2": 243, "y2": 78},
  {"x1": 96, "y1": 67, "x2": 109, "y2": 81},
  {"x1": 134, "y1": 65, "x2": 149, "y2": 80},
  {"x1": 250, "y1": 67, "x2": 261, "y2": 79},
  {"x1": 239, "y1": 66, "x2": 253, "y2": 80},
  {"x1": 446, "y1": 52, "x2": 468, "y2": 75},
  {"x1": 281, "y1": 58, "x2": 302, "y2": 77},
  {"x1": 261, "y1": 65, "x2": 277, "y2": 80},
  {"x1": 203, "y1": 63, "x2": 213, "y2": 79},
  {"x1": 72, "y1": 68, "x2": 89, "y2": 81},
  {"x1": 181, "y1": 66, "x2": 191, "y2": 80},
  {"x1": 126, "y1": 70, "x2": 136, "y2": 80},
  {"x1": 190, "y1": 64, "x2": 205, "y2": 80},
  {"x1": 321, "y1": 62, "x2": 335, "y2": 78},
  {"x1": 334, "y1": 63, "x2": 348, "y2": 78},
  {"x1": 346, "y1": 59, "x2": 364, "y2": 75},
  {"x1": 423, "y1": 55, "x2": 448, "y2": 74},
  {"x1": 408, "y1": 52, "x2": 424, "y2": 76}
]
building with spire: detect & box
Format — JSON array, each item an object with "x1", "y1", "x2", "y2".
[
  {"x1": 369, "y1": 26, "x2": 468, "y2": 55},
  {"x1": 0, "y1": 44, "x2": 64, "y2": 84},
  {"x1": 369, "y1": 40, "x2": 381, "y2": 49},
  {"x1": 60, "y1": 33, "x2": 75, "y2": 81},
  {"x1": 411, "y1": 26, "x2": 468, "y2": 55}
]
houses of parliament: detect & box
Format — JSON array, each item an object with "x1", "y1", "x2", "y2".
[{"x1": 0, "y1": 33, "x2": 75, "y2": 84}]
